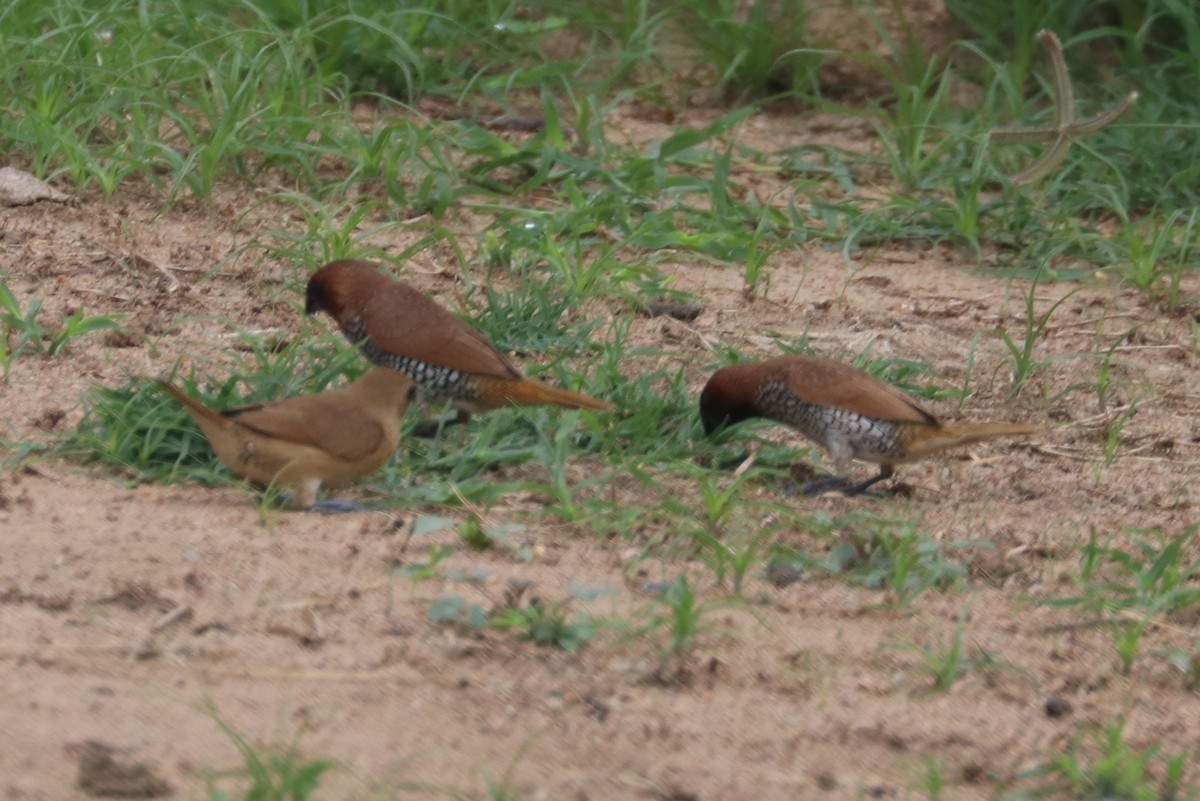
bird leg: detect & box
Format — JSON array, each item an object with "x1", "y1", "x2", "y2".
[{"x1": 796, "y1": 441, "x2": 858, "y2": 496}]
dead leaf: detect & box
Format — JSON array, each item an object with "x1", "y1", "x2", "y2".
[{"x1": 0, "y1": 166, "x2": 70, "y2": 206}]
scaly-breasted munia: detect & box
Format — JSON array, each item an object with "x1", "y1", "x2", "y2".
[
  {"x1": 304, "y1": 259, "x2": 613, "y2": 425},
  {"x1": 699, "y1": 356, "x2": 1038, "y2": 495},
  {"x1": 158, "y1": 367, "x2": 416, "y2": 510}
]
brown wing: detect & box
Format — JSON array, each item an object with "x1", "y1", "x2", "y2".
[
  {"x1": 776, "y1": 356, "x2": 938, "y2": 424},
  {"x1": 227, "y1": 393, "x2": 386, "y2": 462},
  {"x1": 358, "y1": 282, "x2": 521, "y2": 379}
]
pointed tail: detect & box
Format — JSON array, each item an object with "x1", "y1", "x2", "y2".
[
  {"x1": 156, "y1": 380, "x2": 231, "y2": 436},
  {"x1": 902, "y1": 421, "x2": 1039, "y2": 460},
  {"x1": 480, "y1": 376, "x2": 615, "y2": 413}
]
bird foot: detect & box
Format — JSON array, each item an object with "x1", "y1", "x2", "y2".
[
  {"x1": 309, "y1": 499, "x2": 377, "y2": 514},
  {"x1": 795, "y1": 476, "x2": 853, "y2": 497},
  {"x1": 790, "y1": 476, "x2": 891, "y2": 498},
  {"x1": 840, "y1": 473, "x2": 895, "y2": 496}
]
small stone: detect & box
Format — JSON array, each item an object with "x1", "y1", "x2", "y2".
[
  {"x1": 1044, "y1": 696, "x2": 1072, "y2": 718},
  {"x1": 765, "y1": 559, "x2": 804, "y2": 588},
  {"x1": 0, "y1": 167, "x2": 70, "y2": 206}
]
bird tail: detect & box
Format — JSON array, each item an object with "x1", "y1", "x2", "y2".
[
  {"x1": 481, "y1": 376, "x2": 615, "y2": 413},
  {"x1": 902, "y1": 421, "x2": 1039, "y2": 460},
  {"x1": 156, "y1": 380, "x2": 229, "y2": 433}
]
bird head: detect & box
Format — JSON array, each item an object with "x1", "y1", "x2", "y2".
[
  {"x1": 304, "y1": 260, "x2": 386, "y2": 320},
  {"x1": 303, "y1": 274, "x2": 330, "y2": 316},
  {"x1": 698, "y1": 367, "x2": 759, "y2": 436}
]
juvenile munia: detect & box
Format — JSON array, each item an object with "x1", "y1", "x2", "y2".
[
  {"x1": 699, "y1": 356, "x2": 1038, "y2": 495},
  {"x1": 158, "y1": 367, "x2": 416, "y2": 510}
]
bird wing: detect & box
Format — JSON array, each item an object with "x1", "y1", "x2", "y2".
[
  {"x1": 358, "y1": 282, "x2": 522, "y2": 379},
  {"x1": 780, "y1": 357, "x2": 938, "y2": 424},
  {"x1": 226, "y1": 394, "x2": 386, "y2": 462}
]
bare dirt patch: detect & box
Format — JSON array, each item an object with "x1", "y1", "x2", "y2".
[{"x1": 2, "y1": 107, "x2": 1199, "y2": 801}]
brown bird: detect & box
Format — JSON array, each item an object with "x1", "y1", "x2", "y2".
[
  {"x1": 158, "y1": 367, "x2": 416, "y2": 511},
  {"x1": 699, "y1": 355, "x2": 1038, "y2": 496},
  {"x1": 304, "y1": 259, "x2": 613, "y2": 428}
]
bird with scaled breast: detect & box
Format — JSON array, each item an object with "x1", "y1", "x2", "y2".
[
  {"x1": 304, "y1": 259, "x2": 614, "y2": 426},
  {"x1": 699, "y1": 355, "x2": 1039, "y2": 496},
  {"x1": 157, "y1": 367, "x2": 416, "y2": 511}
]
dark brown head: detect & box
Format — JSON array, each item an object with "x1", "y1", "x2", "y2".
[
  {"x1": 699, "y1": 364, "x2": 763, "y2": 435},
  {"x1": 304, "y1": 260, "x2": 390, "y2": 321}
]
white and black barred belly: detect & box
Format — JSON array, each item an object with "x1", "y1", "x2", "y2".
[
  {"x1": 755, "y1": 378, "x2": 905, "y2": 461},
  {"x1": 344, "y1": 316, "x2": 477, "y2": 402}
]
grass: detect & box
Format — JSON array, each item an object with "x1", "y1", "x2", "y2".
[
  {"x1": 1004, "y1": 717, "x2": 1189, "y2": 801},
  {"x1": 205, "y1": 708, "x2": 333, "y2": 801},
  {"x1": 2, "y1": 0, "x2": 1193, "y2": 309},
  {"x1": 0, "y1": 279, "x2": 124, "y2": 379},
  {"x1": 764, "y1": 509, "x2": 974, "y2": 608},
  {"x1": 673, "y1": 0, "x2": 820, "y2": 101},
  {"x1": 991, "y1": 266, "x2": 1080, "y2": 397},
  {"x1": 899, "y1": 613, "x2": 1027, "y2": 692},
  {"x1": 3, "y1": 0, "x2": 1200, "y2": 797},
  {"x1": 633, "y1": 573, "x2": 737, "y2": 673},
  {"x1": 1044, "y1": 527, "x2": 1200, "y2": 675},
  {"x1": 424, "y1": 566, "x2": 605, "y2": 651},
  {"x1": 490, "y1": 597, "x2": 601, "y2": 652}
]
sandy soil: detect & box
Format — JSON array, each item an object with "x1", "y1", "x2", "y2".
[{"x1": 2, "y1": 103, "x2": 1199, "y2": 801}]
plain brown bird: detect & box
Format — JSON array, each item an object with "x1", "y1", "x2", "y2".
[
  {"x1": 158, "y1": 367, "x2": 416, "y2": 511},
  {"x1": 699, "y1": 355, "x2": 1038, "y2": 496},
  {"x1": 304, "y1": 259, "x2": 613, "y2": 428}
]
